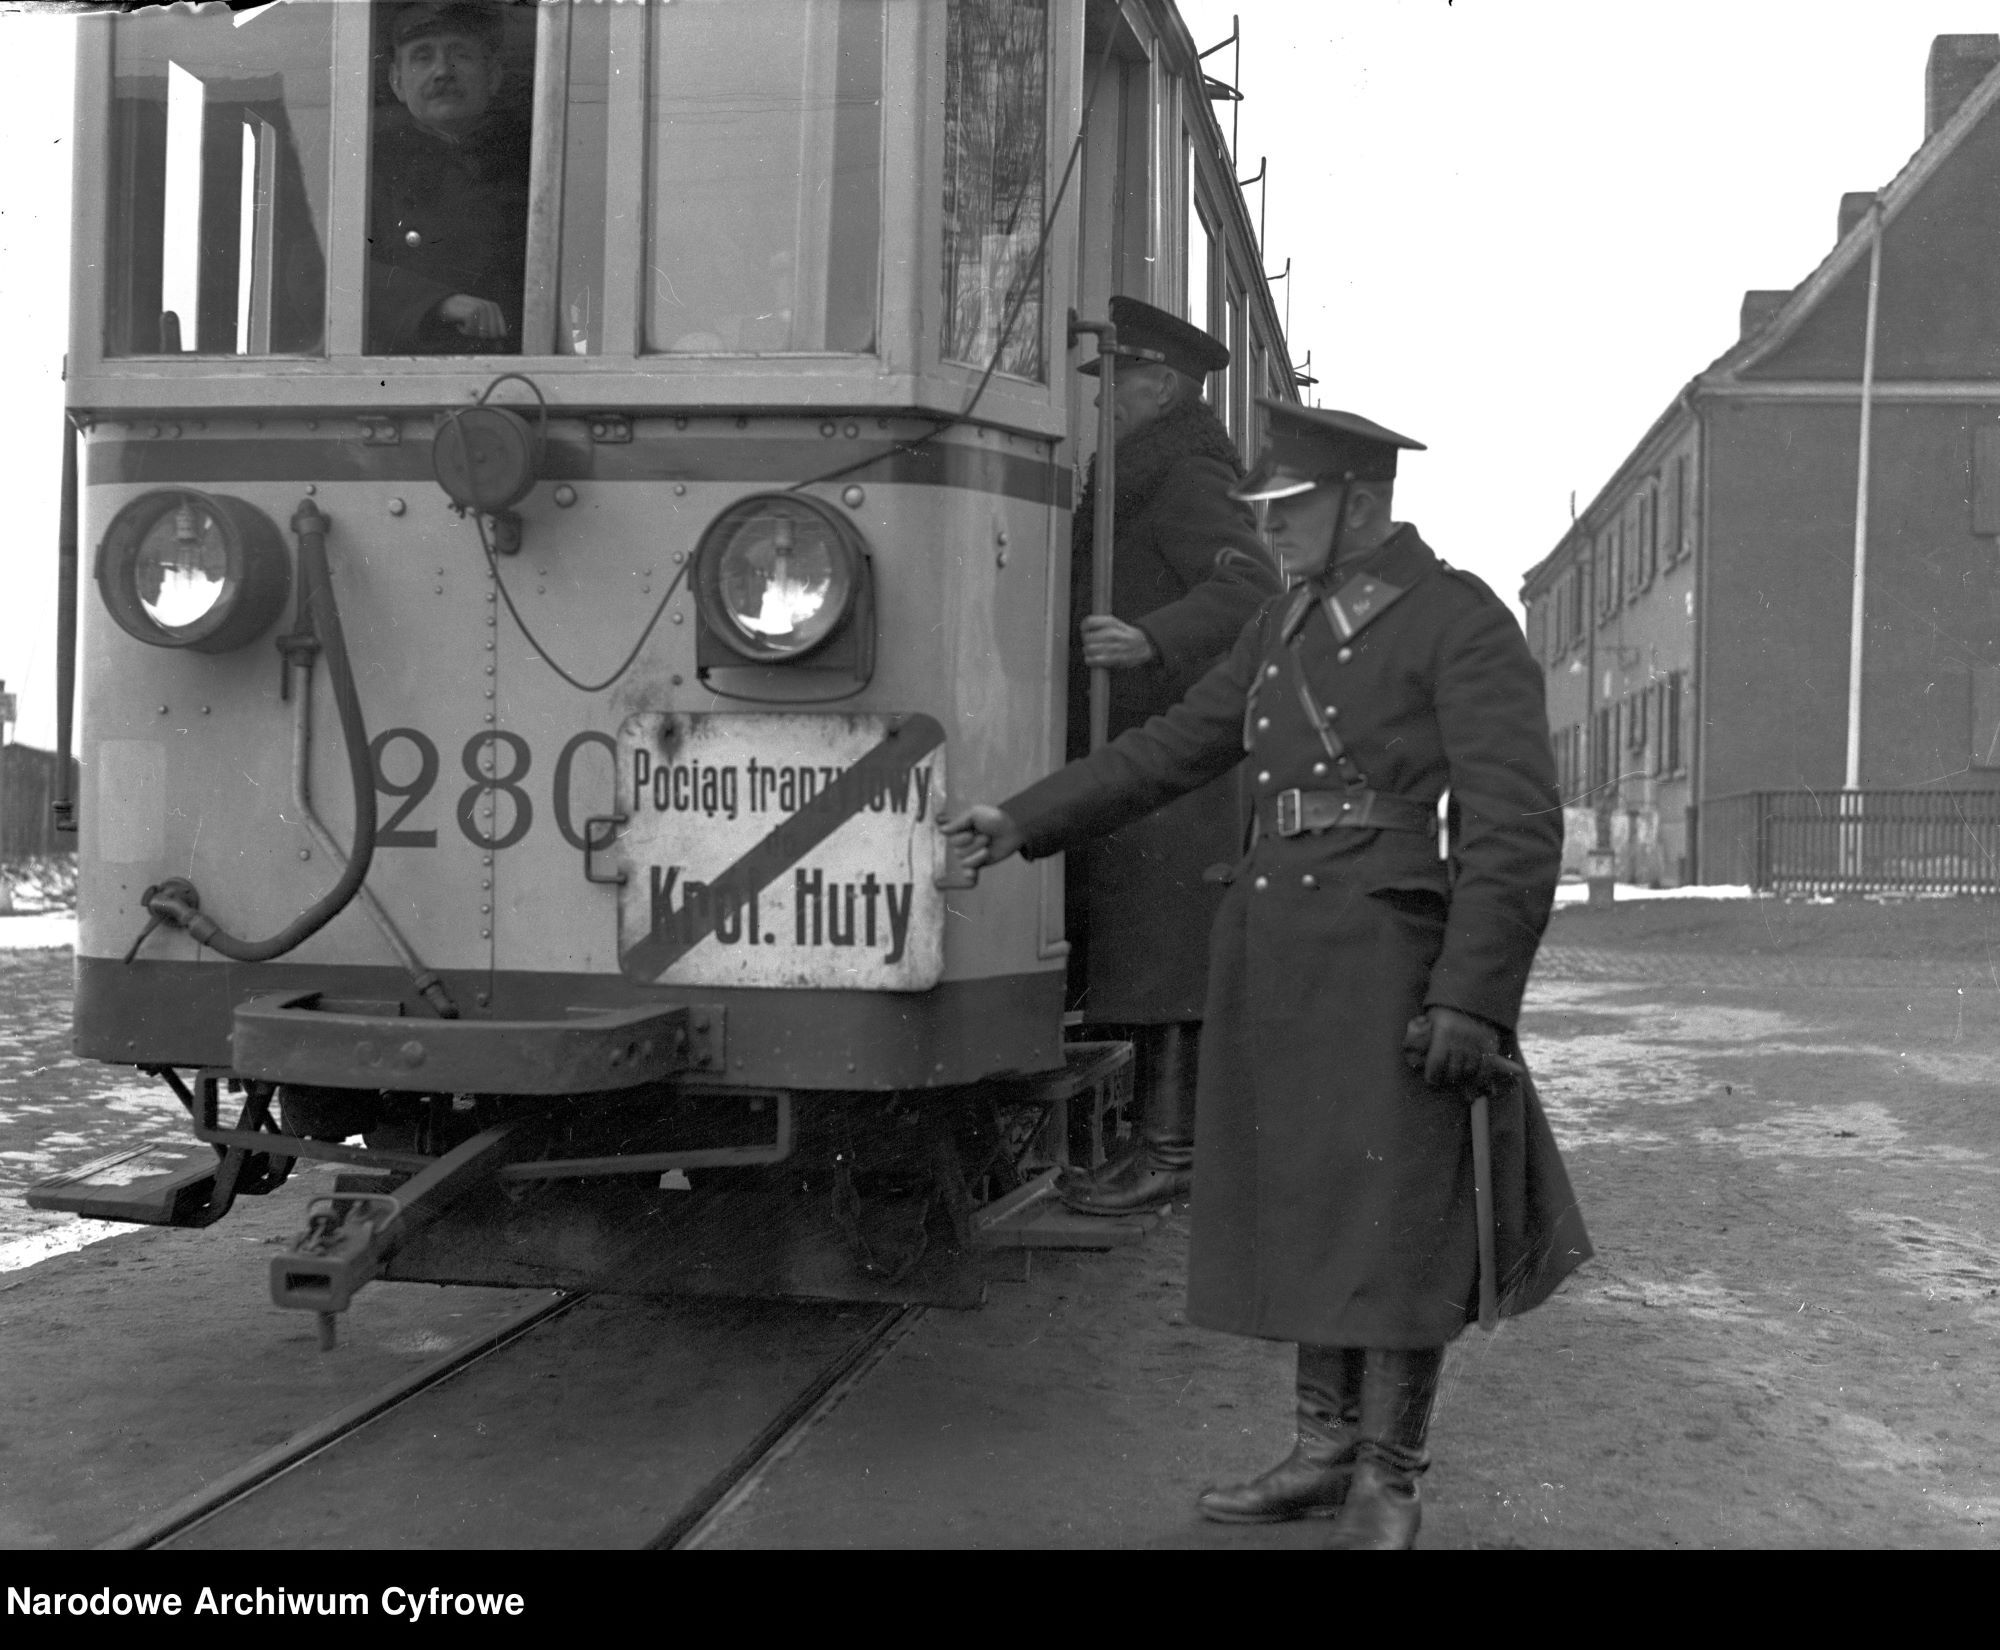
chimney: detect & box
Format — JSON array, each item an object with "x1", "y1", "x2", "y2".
[
  {"x1": 1837, "y1": 191, "x2": 1877, "y2": 240},
  {"x1": 1926, "y1": 34, "x2": 2000, "y2": 137},
  {"x1": 1740, "y1": 290, "x2": 1789, "y2": 340}
]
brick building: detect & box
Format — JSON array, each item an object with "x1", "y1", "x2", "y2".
[{"x1": 1520, "y1": 35, "x2": 2000, "y2": 885}]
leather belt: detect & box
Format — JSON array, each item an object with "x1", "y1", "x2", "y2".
[{"x1": 1259, "y1": 787, "x2": 1437, "y2": 838}]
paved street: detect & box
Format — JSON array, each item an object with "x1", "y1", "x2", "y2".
[{"x1": 2, "y1": 903, "x2": 1996, "y2": 1547}]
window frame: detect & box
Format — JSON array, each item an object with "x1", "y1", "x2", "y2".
[{"x1": 72, "y1": 2, "x2": 1073, "y2": 431}]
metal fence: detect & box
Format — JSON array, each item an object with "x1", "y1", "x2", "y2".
[
  {"x1": 1700, "y1": 789, "x2": 2000, "y2": 894},
  {"x1": 1, "y1": 744, "x2": 78, "y2": 860}
]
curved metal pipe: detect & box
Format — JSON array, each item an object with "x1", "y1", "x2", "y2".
[
  {"x1": 145, "y1": 500, "x2": 379, "y2": 962},
  {"x1": 289, "y1": 650, "x2": 457, "y2": 1017}
]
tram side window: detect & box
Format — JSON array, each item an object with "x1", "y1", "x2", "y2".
[
  {"x1": 366, "y1": 1, "x2": 536, "y2": 356},
  {"x1": 941, "y1": 0, "x2": 1049, "y2": 381},
  {"x1": 105, "y1": 0, "x2": 332, "y2": 357},
  {"x1": 647, "y1": 0, "x2": 885, "y2": 356}
]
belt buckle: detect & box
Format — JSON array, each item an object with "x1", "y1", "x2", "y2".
[{"x1": 1274, "y1": 788, "x2": 1303, "y2": 837}]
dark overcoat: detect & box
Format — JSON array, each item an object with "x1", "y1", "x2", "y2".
[
  {"x1": 367, "y1": 108, "x2": 531, "y2": 354},
  {"x1": 1063, "y1": 403, "x2": 1277, "y2": 1025},
  {"x1": 1010, "y1": 525, "x2": 1593, "y2": 1346}
]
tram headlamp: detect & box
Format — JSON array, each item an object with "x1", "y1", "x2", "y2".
[
  {"x1": 96, "y1": 489, "x2": 291, "y2": 654},
  {"x1": 693, "y1": 494, "x2": 868, "y2": 663}
]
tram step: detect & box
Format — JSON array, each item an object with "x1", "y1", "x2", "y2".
[
  {"x1": 25, "y1": 1141, "x2": 218, "y2": 1227},
  {"x1": 970, "y1": 1168, "x2": 1155, "y2": 1251}
]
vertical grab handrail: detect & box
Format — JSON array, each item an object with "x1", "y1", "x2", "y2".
[{"x1": 53, "y1": 415, "x2": 78, "y2": 834}]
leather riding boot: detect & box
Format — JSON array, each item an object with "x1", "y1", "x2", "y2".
[
  {"x1": 1322, "y1": 1346, "x2": 1445, "y2": 1550},
  {"x1": 1060, "y1": 1023, "x2": 1198, "y2": 1215},
  {"x1": 1198, "y1": 1344, "x2": 1364, "y2": 1522}
]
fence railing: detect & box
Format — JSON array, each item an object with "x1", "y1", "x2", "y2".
[{"x1": 1700, "y1": 789, "x2": 2000, "y2": 894}]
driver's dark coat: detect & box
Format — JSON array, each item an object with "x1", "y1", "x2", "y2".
[
  {"x1": 367, "y1": 107, "x2": 530, "y2": 354},
  {"x1": 1005, "y1": 525, "x2": 1592, "y2": 1346}
]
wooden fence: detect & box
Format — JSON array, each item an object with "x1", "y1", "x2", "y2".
[{"x1": 1, "y1": 744, "x2": 78, "y2": 860}]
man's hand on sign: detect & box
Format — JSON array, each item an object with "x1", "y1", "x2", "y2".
[
  {"x1": 939, "y1": 805, "x2": 1023, "y2": 871},
  {"x1": 1402, "y1": 1008, "x2": 1502, "y2": 1092},
  {"x1": 439, "y1": 294, "x2": 507, "y2": 340},
  {"x1": 1079, "y1": 615, "x2": 1159, "y2": 670}
]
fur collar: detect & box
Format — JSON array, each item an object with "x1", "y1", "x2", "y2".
[{"x1": 1074, "y1": 400, "x2": 1245, "y2": 550}]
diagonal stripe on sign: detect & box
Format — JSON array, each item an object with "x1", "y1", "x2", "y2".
[{"x1": 619, "y1": 713, "x2": 947, "y2": 982}]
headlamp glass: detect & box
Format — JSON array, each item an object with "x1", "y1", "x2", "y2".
[
  {"x1": 135, "y1": 500, "x2": 232, "y2": 632},
  {"x1": 96, "y1": 489, "x2": 290, "y2": 654},
  {"x1": 696, "y1": 496, "x2": 861, "y2": 661}
]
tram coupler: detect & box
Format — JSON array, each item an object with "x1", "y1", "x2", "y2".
[{"x1": 271, "y1": 1115, "x2": 534, "y2": 1346}]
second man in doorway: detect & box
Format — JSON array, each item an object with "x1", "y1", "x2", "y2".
[{"x1": 1063, "y1": 295, "x2": 1279, "y2": 1215}]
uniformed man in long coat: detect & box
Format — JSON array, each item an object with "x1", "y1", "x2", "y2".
[
  {"x1": 368, "y1": 2, "x2": 529, "y2": 355},
  {"x1": 945, "y1": 404, "x2": 1592, "y2": 1548},
  {"x1": 1061, "y1": 296, "x2": 1278, "y2": 1216}
]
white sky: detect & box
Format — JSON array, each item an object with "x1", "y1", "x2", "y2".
[{"x1": 0, "y1": 0, "x2": 1988, "y2": 750}]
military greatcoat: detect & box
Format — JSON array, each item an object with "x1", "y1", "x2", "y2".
[
  {"x1": 1064, "y1": 401, "x2": 1277, "y2": 1025},
  {"x1": 1009, "y1": 524, "x2": 1592, "y2": 1346},
  {"x1": 367, "y1": 107, "x2": 531, "y2": 355}
]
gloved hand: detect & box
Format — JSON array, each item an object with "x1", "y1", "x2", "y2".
[{"x1": 1402, "y1": 1007, "x2": 1502, "y2": 1092}]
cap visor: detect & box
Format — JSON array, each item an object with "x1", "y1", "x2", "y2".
[
  {"x1": 1230, "y1": 471, "x2": 1320, "y2": 502},
  {"x1": 1076, "y1": 357, "x2": 1102, "y2": 378}
]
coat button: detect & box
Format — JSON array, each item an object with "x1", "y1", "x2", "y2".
[
  {"x1": 1256, "y1": 717, "x2": 1271, "y2": 731},
  {"x1": 1313, "y1": 761, "x2": 1328, "y2": 776},
  {"x1": 1324, "y1": 705, "x2": 1339, "y2": 719},
  {"x1": 404, "y1": 229, "x2": 423, "y2": 247},
  {"x1": 1265, "y1": 664, "x2": 1281, "y2": 678},
  {"x1": 1302, "y1": 874, "x2": 1317, "y2": 889},
  {"x1": 1253, "y1": 876, "x2": 1269, "y2": 891},
  {"x1": 1257, "y1": 770, "x2": 1271, "y2": 784},
  {"x1": 1337, "y1": 647, "x2": 1353, "y2": 663}
]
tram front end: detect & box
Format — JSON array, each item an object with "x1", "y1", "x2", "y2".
[{"x1": 38, "y1": 0, "x2": 1105, "y2": 1330}]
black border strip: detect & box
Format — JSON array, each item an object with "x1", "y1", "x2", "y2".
[{"x1": 86, "y1": 433, "x2": 1073, "y2": 508}]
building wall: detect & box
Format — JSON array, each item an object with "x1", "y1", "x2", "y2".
[
  {"x1": 1699, "y1": 397, "x2": 2000, "y2": 832},
  {"x1": 1525, "y1": 427, "x2": 1700, "y2": 882}
]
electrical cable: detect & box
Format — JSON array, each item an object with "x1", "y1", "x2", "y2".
[{"x1": 476, "y1": 509, "x2": 691, "y2": 694}]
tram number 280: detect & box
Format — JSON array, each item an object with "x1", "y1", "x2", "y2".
[{"x1": 371, "y1": 727, "x2": 615, "y2": 854}]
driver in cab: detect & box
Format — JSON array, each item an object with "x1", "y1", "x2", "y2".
[{"x1": 368, "y1": 1, "x2": 529, "y2": 355}]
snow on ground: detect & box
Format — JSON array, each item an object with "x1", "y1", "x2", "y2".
[
  {"x1": 0, "y1": 915, "x2": 76, "y2": 951},
  {"x1": 1553, "y1": 882, "x2": 1755, "y2": 904}
]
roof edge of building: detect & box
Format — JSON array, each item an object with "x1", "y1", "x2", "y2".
[
  {"x1": 1717, "y1": 49, "x2": 2000, "y2": 380},
  {"x1": 1519, "y1": 385, "x2": 1700, "y2": 599}
]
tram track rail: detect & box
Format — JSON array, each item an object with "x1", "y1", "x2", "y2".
[{"x1": 99, "y1": 1293, "x2": 921, "y2": 1552}]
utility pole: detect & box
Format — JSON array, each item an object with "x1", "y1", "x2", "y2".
[
  {"x1": 0, "y1": 678, "x2": 12, "y2": 914},
  {"x1": 1582, "y1": 532, "x2": 1616, "y2": 910}
]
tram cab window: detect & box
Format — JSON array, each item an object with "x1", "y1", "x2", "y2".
[
  {"x1": 941, "y1": 0, "x2": 1049, "y2": 382},
  {"x1": 366, "y1": 2, "x2": 536, "y2": 357},
  {"x1": 104, "y1": 0, "x2": 333, "y2": 357},
  {"x1": 646, "y1": 0, "x2": 884, "y2": 356}
]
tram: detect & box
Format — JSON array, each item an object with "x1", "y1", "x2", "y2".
[{"x1": 33, "y1": 0, "x2": 1298, "y2": 1332}]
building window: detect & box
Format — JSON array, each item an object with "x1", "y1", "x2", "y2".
[
  {"x1": 1664, "y1": 671, "x2": 1686, "y2": 774},
  {"x1": 1669, "y1": 455, "x2": 1691, "y2": 564},
  {"x1": 1973, "y1": 427, "x2": 2000, "y2": 536},
  {"x1": 1526, "y1": 597, "x2": 1547, "y2": 663},
  {"x1": 1973, "y1": 663, "x2": 2000, "y2": 766}
]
